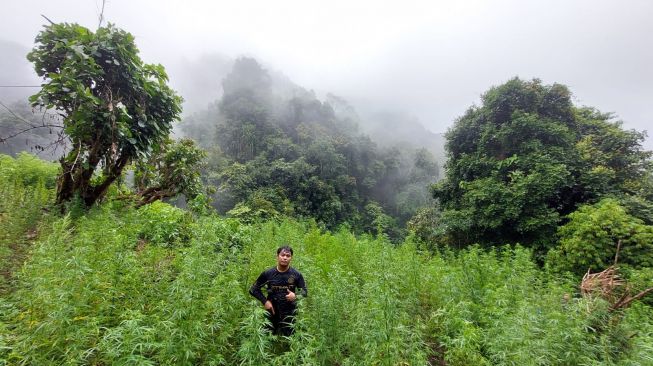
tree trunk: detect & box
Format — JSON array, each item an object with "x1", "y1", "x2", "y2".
[
  {"x1": 55, "y1": 142, "x2": 132, "y2": 209},
  {"x1": 135, "y1": 186, "x2": 177, "y2": 207},
  {"x1": 55, "y1": 159, "x2": 75, "y2": 205},
  {"x1": 84, "y1": 153, "x2": 131, "y2": 207}
]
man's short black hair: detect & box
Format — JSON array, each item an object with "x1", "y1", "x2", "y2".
[{"x1": 277, "y1": 245, "x2": 293, "y2": 256}]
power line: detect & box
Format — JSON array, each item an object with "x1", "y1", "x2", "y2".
[{"x1": 0, "y1": 85, "x2": 41, "y2": 88}]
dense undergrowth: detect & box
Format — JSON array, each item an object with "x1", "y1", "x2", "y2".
[
  {"x1": 0, "y1": 153, "x2": 57, "y2": 294},
  {"x1": 1, "y1": 154, "x2": 653, "y2": 365}
]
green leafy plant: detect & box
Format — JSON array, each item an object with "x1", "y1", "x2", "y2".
[
  {"x1": 2, "y1": 156, "x2": 653, "y2": 365},
  {"x1": 433, "y1": 78, "x2": 651, "y2": 255},
  {"x1": 136, "y1": 201, "x2": 195, "y2": 248},
  {"x1": 28, "y1": 22, "x2": 182, "y2": 207},
  {"x1": 134, "y1": 138, "x2": 207, "y2": 207},
  {"x1": 547, "y1": 198, "x2": 653, "y2": 275}
]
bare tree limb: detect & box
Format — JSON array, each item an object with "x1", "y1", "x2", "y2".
[
  {"x1": 98, "y1": 0, "x2": 107, "y2": 28},
  {"x1": 611, "y1": 287, "x2": 653, "y2": 311},
  {"x1": 0, "y1": 124, "x2": 64, "y2": 143},
  {"x1": 41, "y1": 14, "x2": 55, "y2": 25},
  {"x1": 0, "y1": 101, "x2": 66, "y2": 144},
  {"x1": 0, "y1": 101, "x2": 38, "y2": 128}
]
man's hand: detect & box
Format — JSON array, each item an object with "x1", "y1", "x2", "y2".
[
  {"x1": 264, "y1": 300, "x2": 275, "y2": 315},
  {"x1": 285, "y1": 289, "x2": 296, "y2": 302}
]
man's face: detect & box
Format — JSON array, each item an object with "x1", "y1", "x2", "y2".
[{"x1": 277, "y1": 250, "x2": 292, "y2": 267}]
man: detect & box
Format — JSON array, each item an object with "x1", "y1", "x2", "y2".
[{"x1": 249, "y1": 245, "x2": 307, "y2": 336}]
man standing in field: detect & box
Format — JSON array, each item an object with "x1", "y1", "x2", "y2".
[{"x1": 249, "y1": 245, "x2": 307, "y2": 336}]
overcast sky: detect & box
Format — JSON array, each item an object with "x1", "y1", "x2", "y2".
[{"x1": 2, "y1": 0, "x2": 652, "y2": 148}]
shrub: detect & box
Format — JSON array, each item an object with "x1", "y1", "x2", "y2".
[
  {"x1": 0, "y1": 154, "x2": 55, "y2": 293},
  {"x1": 136, "y1": 201, "x2": 195, "y2": 248},
  {"x1": 547, "y1": 198, "x2": 653, "y2": 275},
  {"x1": 0, "y1": 153, "x2": 58, "y2": 188}
]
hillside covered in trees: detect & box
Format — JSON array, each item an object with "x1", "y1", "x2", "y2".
[
  {"x1": 177, "y1": 56, "x2": 440, "y2": 238},
  {"x1": 1, "y1": 22, "x2": 653, "y2": 365}
]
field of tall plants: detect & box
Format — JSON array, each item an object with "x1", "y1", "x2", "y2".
[{"x1": 1, "y1": 154, "x2": 653, "y2": 365}]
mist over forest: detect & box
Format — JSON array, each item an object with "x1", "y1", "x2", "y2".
[
  {"x1": 172, "y1": 56, "x2": 441, "y2": 235},
  {"x1": 0, "y1": 41, "x2": 446, "y2": 158},
  {"x1": 1, "y1": 39, "x2": 445, "y2": 236},
  {"x1": 168, "y1": 52, "x2": 446, "y2": 161},
  {"x1": 2, "y1": 3, "x2": 653, "y2": 364}
]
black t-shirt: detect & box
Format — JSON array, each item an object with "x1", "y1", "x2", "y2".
[{"x1": 249, "y1": 267, "x2": 307, "y2": 308}]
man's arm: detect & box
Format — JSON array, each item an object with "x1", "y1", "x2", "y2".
[{"x1": 249, "y1": 271, "x2": 269, "y2": 305}]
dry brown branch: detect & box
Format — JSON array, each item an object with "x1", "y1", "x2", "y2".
[
  {"x1": 581, "y1": 266, "x2": 625, "y2": 302},
  {"x1": 611, "y1": 287, "x2": 653, "y2": 311},
  {"x1": 580, "y1": 240, "x2": 653, "y2": 311}
]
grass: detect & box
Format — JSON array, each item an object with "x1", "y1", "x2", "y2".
[{"x1": 1, "y1": 154, "x2": 652, "y2": 365}]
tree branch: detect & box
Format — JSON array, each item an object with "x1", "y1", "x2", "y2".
[
  {"x1": 611, "y1": 287, "x2": 653, "y2": 311},
  {"x1": 0, "y1": 101, "x2": 65, "y2": 144},
  {"x1": 0, "y1": 101, "x2": 39, "y2": 128},
  {"x1": 41, "y1": 14, "x2": 55, "y2": 25},
  {"x1": 98, "y1": 0, "x2": 107, "y2": 29},
  {"x1": 0, "y1": 124, "x2": 65, "y2": 143}
]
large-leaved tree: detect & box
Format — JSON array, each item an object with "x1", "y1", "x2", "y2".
[
  {"x1": 28, "y1": 23, "x2": 182, "y2": 207},
  {"x1": 432, "y1": 78, "x2": 651, "y2": 253}
]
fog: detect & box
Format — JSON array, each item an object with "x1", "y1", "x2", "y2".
[{"x1": 2, "y1": 0, "x2": 652, "y2": 149}]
